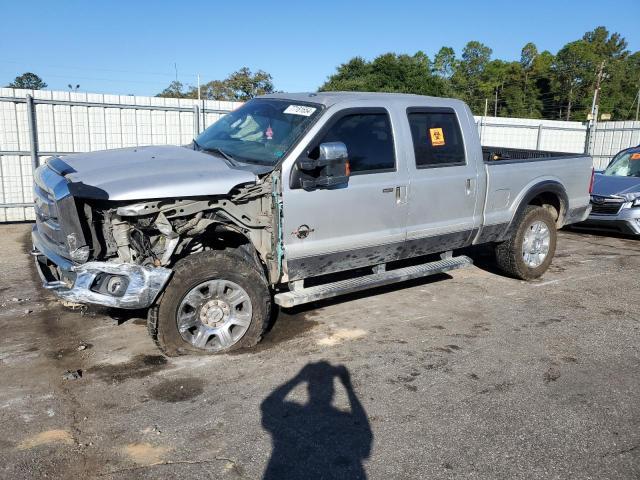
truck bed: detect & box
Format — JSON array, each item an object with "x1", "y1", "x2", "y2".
[
  {"x1": 482, "y1": 146, "x2": 577, "y2": 163},
  {"x1": 480, "y1": 150, "x2": 593, "y2": 237}
]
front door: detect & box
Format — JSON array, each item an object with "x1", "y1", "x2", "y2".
[{"x1": 282, "y1": 108, "x2": 409, "y2": 281}]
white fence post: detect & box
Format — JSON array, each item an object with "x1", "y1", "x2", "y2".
[
  {"x1": 26, "y1": 94, "x2": 40, "y2": 171},
  {"x1": 193, "y1": 104, "x2": 200, "y2": 137}
]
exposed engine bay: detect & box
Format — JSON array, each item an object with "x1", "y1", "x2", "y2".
[{"x1": 81, "y1": 179, "x2": 280, "y2": 283}]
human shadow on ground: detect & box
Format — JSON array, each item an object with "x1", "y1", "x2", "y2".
[{"x1": 261, "y1": 361, "x2": 372, "y2": 480}]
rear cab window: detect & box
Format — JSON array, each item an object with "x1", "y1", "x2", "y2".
[{"x1": 407, "y1": 108, "x2": 466, "y2": 168}]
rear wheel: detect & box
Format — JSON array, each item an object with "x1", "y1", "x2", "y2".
[
  {"x1": 495, "y1": 205, "x2": 557, "y2": 280},
  {"x1": 148, "y1": 250, "x2": 271, "y2": 356}
]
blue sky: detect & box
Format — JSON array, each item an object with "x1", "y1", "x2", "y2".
[{"x1": 1, "y1": 0, "x2": 638, "y2": 96}]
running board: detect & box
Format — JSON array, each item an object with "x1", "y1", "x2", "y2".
[{"x1": 274, "y1": 255, "x2": 473, "y2": 308}]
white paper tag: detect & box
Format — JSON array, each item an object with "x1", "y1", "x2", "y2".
[{"x1": 283, "y1": 105, "x2": 316, "y2": 116}]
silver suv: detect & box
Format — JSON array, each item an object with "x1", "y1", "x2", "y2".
[{"x1": 581, "y1": 146, "x2": 640, "y2": 235}]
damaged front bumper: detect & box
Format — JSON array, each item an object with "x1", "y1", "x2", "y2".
[{"x1": 31, "y1": 227, "x2": 172, "y2": 309}]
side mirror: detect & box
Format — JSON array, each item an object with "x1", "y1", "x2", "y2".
[{"x1": 294, "y1": 142, "x2": 350, "y2": 191}]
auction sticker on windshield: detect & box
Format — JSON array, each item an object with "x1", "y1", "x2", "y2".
[{"x1": 283, "y1": 105, "x2": 317, "y2": 116}]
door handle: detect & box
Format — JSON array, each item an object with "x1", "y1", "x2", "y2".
[
  {"x1": 395, "y1": 186, "x2": 407, "y2": 204},
  {"x1": 382, "y1": 187, "x2": 394, "y2": 193}
]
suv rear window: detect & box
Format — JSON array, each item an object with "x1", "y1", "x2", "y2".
[{"x1": 407, "y1": 110, "x2": 466, "y2": 168}]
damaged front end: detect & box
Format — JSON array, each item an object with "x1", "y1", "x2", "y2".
[{"x1": 32, "y1": 159, "x2": 280, "y2": 310}]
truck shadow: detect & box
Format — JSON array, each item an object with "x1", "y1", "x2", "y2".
[
  {"x1": 456, "y1": 244, "x2": 506, "y2": 277},
  {"x1": 261, "y1": 361, "x2": 372, "y2": 480},
  {"x1": 261, "y1": 274, "x2": 452, "y2": 349}
]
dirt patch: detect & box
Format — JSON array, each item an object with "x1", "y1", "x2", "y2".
[
  {"x1": 46, "y1": 343, "x2": 93, "y2": 361},
  {"x1": 18, "y1": 430, "x2": 74, "y2": 450},
  {"x1": 317, "y1": 328, "x2": 367, "y2": 346},
  {"x1": 240, "y1": 310, "x2": 320, "y2": 354},
  {"x1": 123, "y1": 442, "x2": 171, "y2": 465},
  {"x1": 89, "y1": 354, "x2": 168, "y2": 383},
  {"x1": 148, "y1": 377, "x2": 204, "y2": 403}
]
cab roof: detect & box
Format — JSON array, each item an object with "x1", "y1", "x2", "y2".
[{"x1": 260, "y1": 91, "x2": 457, "y2": 108}]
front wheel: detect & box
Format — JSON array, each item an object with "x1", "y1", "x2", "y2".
[
  {"x1": 148, "y1": 251, "x2": 271, "y2": 356},
  {"x1": 495, "y1": 205, "x2": 557, "y2": 280}
]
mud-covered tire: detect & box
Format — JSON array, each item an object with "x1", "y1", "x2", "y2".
[
  {"x1": 148, "y1": 250, "x2": 271, "y2": 356},
  {"x1": 495, "y1": 205, "x2": 557, "y2": 280}
]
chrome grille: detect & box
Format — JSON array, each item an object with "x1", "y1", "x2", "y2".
[
  {"x1": 590, "y1": 196, "x2": 624, "y2": 216},
  {"x1": 33, "y1": 165, "x2": 72, "y2": 260}
]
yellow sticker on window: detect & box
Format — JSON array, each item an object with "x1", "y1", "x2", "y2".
[
  {"x1": 631, "y1": 153, "x2": 640, "y2": 160},
  {"x1": 429, "y1": 127, "x2": 445, "y2": 146}
]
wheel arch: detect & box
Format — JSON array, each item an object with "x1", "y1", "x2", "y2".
[{"x1": 499, "y1": 180, "x2": 568, "y2": 241}]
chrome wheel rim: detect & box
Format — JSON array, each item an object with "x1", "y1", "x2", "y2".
[
  {"x1": 177, "y1": 279, "x2": 252, "y2": 351},
  {"x1": 522, "y1": 220, "x2": 551, "y2": 268}
]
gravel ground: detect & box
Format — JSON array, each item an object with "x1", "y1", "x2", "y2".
[{"x1": 0, "y1": 223, "x2": 638, "y2": 480}]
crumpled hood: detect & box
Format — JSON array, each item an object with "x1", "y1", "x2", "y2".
[
  {"x1": 48, "y1": 145, "x2": 257, "y2": 201},
  {"x1": 592, "y1": 173, "x2": 640, "y2": 200}
]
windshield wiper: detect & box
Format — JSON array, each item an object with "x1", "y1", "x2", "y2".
[
  {"x1": 203, "y1": 146, "x2": 238, "y2": 164},
  {"x1": 194, "y1": 140, "x2": 240, "y2": 165}
]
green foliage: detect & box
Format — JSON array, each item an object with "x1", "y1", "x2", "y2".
[
  {"x1": 157, "y1": 80, "x2": 187, "y2": 98},
  {"x1": 7, "y1": 72, "x2": 47, "y2": 90},
  {"x1": 319, "y1": 26, "x2": 640, "y2": 120},
  {"x1": 320, "y1": 52, "x2": 449, "y2": 97},
  {"x1": 157, "y1": 68, "x2": 274, "y2": 101}
]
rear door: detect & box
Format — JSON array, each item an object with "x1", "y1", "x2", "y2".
[
  {"x1": 402, "y1": 107, "x2": 481, "y2": 256},
  {"x1": 281, "y1": 107, "x2": 409, "y2": 281}
]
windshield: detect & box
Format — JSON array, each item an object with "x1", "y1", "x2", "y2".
[
  {"x1": 603, "y1": 150, "x2": 640, "y2": 177},
  {"x1": 194, "y1": 98, "x2": 321, "y2": 166}
]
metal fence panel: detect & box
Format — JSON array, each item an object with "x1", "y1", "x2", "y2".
[
  {"x1": 0, "y1": 88, "x2": 242, "y2": 221},
  {"x1": 475, "y1": 116, "x2": 588, "y2": 153},
  {"x1": 588, "y1": 120, "x2": 640, "y2": 170},
  {"x1": 1, "y1": 88, "x2": 639, "y2": 222}
]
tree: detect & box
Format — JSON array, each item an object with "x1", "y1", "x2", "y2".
[
  {"x1": 318, "y1": 57, "x2": 372, "y2": 91},
  {"x1": 221, "y1": 67, "x2": 274, "y2": 101},
  {"x1": 320, "y1": 52, "x2": 448, "y2": 97},
  {"x1": 520, "y1": 43, "x2": 538, "y2": 71},
  {"x1": 157, "y1": 80, "x2": 188, "y2": 98},
  {"x1": 7, "y1": 72, "x2": 47, "y2": 90},
  {"x1": 433, "y1": 47, "x2": 456, "y2": 79},
  {"x1": 198, "y1": 80, "x2": 234, "y2": 101},
  {"x1": 452, "y1": 41, "x2": 493, "y2": 113},
  {"x1": 552, "y1": 41, "x2": 597, "y2": 120},
  {"x1": 583, "y1": 26, "x2": 627, "y2": 61},
  {"x1": 157, "y1": 68, "x2": 275, "y2": 101}
]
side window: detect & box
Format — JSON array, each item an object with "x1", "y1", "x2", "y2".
[
  {"x1": 408, "y1": 111, "x2": 466, "y2": 168},
  {"x1": 318, "y1": 113, "x2": 395, "y2": 173}
]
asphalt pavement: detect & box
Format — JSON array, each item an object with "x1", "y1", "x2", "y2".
[{"x1": 0, "y1": 223, "x2": 638, "y2": 479}]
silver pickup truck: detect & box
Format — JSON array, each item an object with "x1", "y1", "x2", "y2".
[{"x1": 31, "y1": 92, "x2": 593, "y2": 355}]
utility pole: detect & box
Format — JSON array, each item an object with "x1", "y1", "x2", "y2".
[
  {"x1": 636, "y1": 87, "x2": 639, "y2": 121},
  {"x1": 587, "y1": 61, "x2": 606, "y2": 155},
  {"x1": 197, "y1": 74, "x2": 201, "y2": 101},
  {"x1": 590, "y1": 61, "x2": 606, "y2": 124},
  {"x1": 484, "y1": 98, "x2": 488, "y2": 117},
  {"x1": 494, "y1": 88, "x2": 498, "y2": 117}
]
